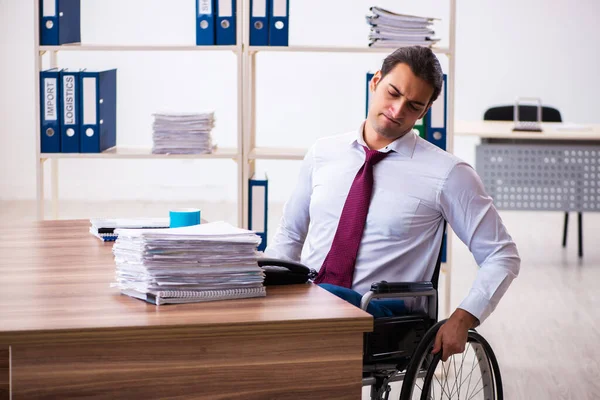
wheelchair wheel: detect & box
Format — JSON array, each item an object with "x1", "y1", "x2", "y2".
[{"x1": 399, "y1": 322, "x2": 503, "y2": 400}]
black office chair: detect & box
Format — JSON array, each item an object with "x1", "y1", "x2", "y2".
[
  {"x1": 259, "y1": 223, "x2": 503, "y2": 399},
  {"x1": 483, "y1": 105, "x2": 583, "y2": 258}
]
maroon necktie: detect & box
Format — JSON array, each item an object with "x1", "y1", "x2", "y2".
[{"x1": 313, "y1": 146, "x2": 389, "y2": 288}]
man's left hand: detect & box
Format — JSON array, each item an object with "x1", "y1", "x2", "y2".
[{"x1": 431, "y1": 308, "x2": 479, "y2": 362}]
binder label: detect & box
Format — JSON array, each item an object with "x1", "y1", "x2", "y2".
[
  {"x1": 82, "y1": 77, "x2": 97, "y2": 125},
  {"x1": 43, "y1": 0, "x2": 56, "y2": 17},
  {"x1": 63, "y1": 75, "x2": 76, "y2": 125},
  {"x1": 272, "y1": 0, "x2": 287, "y2": 17},
  {"x1": 252, "y1": 0, "x2": 266, "y2": 17},
  {"x1": 198, "y1": 0, "x2": 211, "y2": 15},
  {"x1": 430, "y1": 84, "x2": 445, "y2": 128},
  {"x1": 218, "y1": 0, "x2": 233, "y2": 17},
  {"x1": 44, "y1": 78, "x2": 57, "y2": 121},
  {"x1": 251, "y1": 185, "x2": 266, "y2": 231}
]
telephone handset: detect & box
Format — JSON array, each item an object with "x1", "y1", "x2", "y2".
[{"x1": 258, "y1": 258, "x2": 318, "y2": 286}]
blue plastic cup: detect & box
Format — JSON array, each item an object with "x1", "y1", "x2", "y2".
[{"x1": 169, "y1": 208, "x2": 201, "y2": 228}]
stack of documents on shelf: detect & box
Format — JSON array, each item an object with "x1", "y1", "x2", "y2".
[
  {"x1": 112, "y1": 221, "x2": 266, "y2": 305},
  {"x1": 90, "y1": 217, "x2": 170, "y2": 242},
  {"x1": 366, "y1": 7, "x2": 440, "y2": 48},
  {"x1": 151, "y1": 111, "x2": 216, "y2": 154}
]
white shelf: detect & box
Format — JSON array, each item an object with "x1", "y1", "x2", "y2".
[
  {"x1": 40, "y1": 147, "x2": 239, "y2": 160},
  {"x1": 39, "y1": 44, "x2": 240, "y2": 52},
  {"x1": 248, "y1": 45, "x2": 451, "y2": 55},
  {"x1": 249, "y1": 147, "x2": 307, "y2": 160}
]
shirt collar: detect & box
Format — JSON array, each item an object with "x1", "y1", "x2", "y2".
[{"x1": 351, "y1": 121, "x2": 417, "y2": 158}]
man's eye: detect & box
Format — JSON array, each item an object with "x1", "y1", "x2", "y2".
[
  {"x1": 409, "y1": 104, "x2": 420, "y2": 111},
  {"x1": 387, "y1": 91, "x2": 399, "y2": 97}
]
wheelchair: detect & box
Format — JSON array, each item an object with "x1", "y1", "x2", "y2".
[{"x1": 259, "y1": 225, "x2": 503, "y2": 400}]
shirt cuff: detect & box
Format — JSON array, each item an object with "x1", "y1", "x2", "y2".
[{"x1": 457, "y1": 289, "x2": 492, "y2": 325}]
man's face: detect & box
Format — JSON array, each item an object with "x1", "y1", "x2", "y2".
[{"x1": 367, "y1": 63, "x2": 434, "y2": 140}]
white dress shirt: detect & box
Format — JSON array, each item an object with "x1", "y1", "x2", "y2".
[{"x1": 265, "y1": 124, "x2": 520, "y2": 324}]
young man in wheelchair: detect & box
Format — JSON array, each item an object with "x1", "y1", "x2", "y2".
[{"x1": 264, "y1": 46, "x2": 520, "y2": 363}]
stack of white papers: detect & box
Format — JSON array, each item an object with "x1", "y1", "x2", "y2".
[
  {"x1": 152, "y1": 111, "x2": 216, "y2": 154},
  {"x1": 90, "y1": 217, "x2": 170, "y2": 242},
  {"x1": 112, "y1": 221, "x2": 266, "y2": 305},
  {"x1": 366, "y1": 7, "x2": 440, "y2": 48}
]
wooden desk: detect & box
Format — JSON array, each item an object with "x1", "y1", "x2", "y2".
[{"x1": 0, "y1": 220, "x2": 372, "y2": 399}]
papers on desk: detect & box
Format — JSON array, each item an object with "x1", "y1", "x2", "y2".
[
  {"x1": 366, "y1": 7, "x2": 440, "y2": 48},
  {"x1": 90, "y1": 217, "x2": 170, "y2": 242},
  {"x1": 152, "y1": 111, "x2": 217, "y2": 155},
  {"x1": 112, "y1": 221, "x2": 266, "y2": 305}
]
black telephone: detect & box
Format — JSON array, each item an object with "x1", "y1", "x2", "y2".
[{"x1": 258, "y1": 258, "x2": 318, "y2": 286}]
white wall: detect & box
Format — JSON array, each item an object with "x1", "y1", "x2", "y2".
[{"x1": 1, "y1": 0, "x2": 599, "y2": 205}]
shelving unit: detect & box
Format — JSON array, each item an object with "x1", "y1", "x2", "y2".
[
  {"x1": 33, "y1": 1, "x2": 245, "y2": 223},
  {"x1": 33, "y1": 0, "x2": 457, "y2": 315},
  {"x1": 240, "y1": 0, "x2": 457, "y2": 316}
]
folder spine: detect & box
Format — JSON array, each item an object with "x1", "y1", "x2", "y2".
[
  {"x1": 248, "y1": 176, "x2": 268, "y2": 252},
  {"x1": 268, "y1": 0, "x2": 289, "y2": 46},
  {"x1": 60, "y1": 70, "x2": 80, "y2": 153},
  {"x1": 365, "y1": 72, "x2": 374, "y2": 118},
  {"x1": 80, "y1": 69, "x2": 117, "y2": 153},
  {"x1": 40, "y1": 68, "x2": 62, "y2": 153},
  {"x1": 425, "y1": 73, "x2": 447, "y2": 150},
  {"x1": 196, "y1": 0, "x2": 216, "y2": 45},
  {"x1": 249, "y1": 0, "x2": 269, "y2": 46},
  {"x1": 39, "y1": 0, "x2": 81, "y2": 45},
  {"x1": 216, "y1": 0, "x2": 237, "y2": 45}
]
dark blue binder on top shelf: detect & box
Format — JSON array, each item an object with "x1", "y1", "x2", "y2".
[
  {"x1": 268, "y1": 0, "x2": 289, "y2": 46},
  {"x1": 196, "y1": 0, "x2": 215, "y2": 45},
  {"x1": 425, "y1": 73, "x2": 447, "y2": 151},
  {"x1": 59, "y1": 70, "x2": 80, "y2": 153},
  {"x1": 39, "y1": 0, "x2": 81, "y2": 46},
  {"x1": 365, "y1": 72, "x2": 374, "y2": 118},
  {"x1": 80, "y1": 69, "x2": 117, "y2": 153},
  {"x1": 39, "y1": 68, "x2": 61, "y2": 153},
  {"x1": 248, "y1": 175, "x2": 268, "y2": 252},
  {"x1": 250, "y1": 0, "x2": 269, "y2": 46},
  {"x1": 216, "y1": 0, "x2": 236, "y2": 45}
]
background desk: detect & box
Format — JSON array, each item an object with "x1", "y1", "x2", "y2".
[
  {"x1": 0, "y1": 220, "x2": 372, "y2": 399},
  {"x1": 455, "y1": 121, "x2": 600, "y2": 212}
]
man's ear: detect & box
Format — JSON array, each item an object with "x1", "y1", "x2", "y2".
[
  {"x1": 370, "y1": 70, "x2": 382, "y2": 93},
  {"x1": 418, "y1": 104, "x2": 432, "y2": 120}
]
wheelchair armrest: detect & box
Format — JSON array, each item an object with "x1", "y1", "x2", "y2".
[
  {"x1": 370, "y1": 281, "x2": 434, "y2": 294},
  {"x1": 361, "y1": 281, "x2": 438, "y2": 319}
]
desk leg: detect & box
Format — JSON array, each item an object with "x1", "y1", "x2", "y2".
[{"x1": 562, "y1": 212, "x2": 569, "y2": 247}]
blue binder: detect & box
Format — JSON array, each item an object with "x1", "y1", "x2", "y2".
[
  {"x1": 268, "y1": 0, "x2": 289, "y2": 46},
  {"x1": 365, "y1": 72, "x2": 374, "y2": 118},
  {"x1": 425, "y1": 74, "x2": 447, "y2": 151},
  {"x1": 39, "y1": 0, "x2": 81, "y2": 46},
  {"x1": 249, "y1": 0, "x2": 269, "y2": 46},
  {"x1": 59, "y1": 70, "x2": 80, "y2": 153},
  {"x1": 248, "y1": 175, "x2": 268, "y2": 252},
  {"x1": 196, "y1": 0, "x2": 215, "y2": 45},
  {"x1": 80, "y1": 69, "x2": 117, "y2": 153},
  {"x1": 216, "y1": 0, "x2": 236, "y2": 45},
  {"x1": 39, "y1": 68, "x2": 61, "y2": 153},
  {"x1": 441, "y1": 232, "x2": 447, "y2": 263}
]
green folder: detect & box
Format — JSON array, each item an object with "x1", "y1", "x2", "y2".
[{"x1": 414, "y1": 117, "x2": 426, "y2": 139}]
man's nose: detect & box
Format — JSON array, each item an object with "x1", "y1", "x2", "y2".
[{"x1": 389, "y1": 100, "x2": 406, "y2": 120}]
